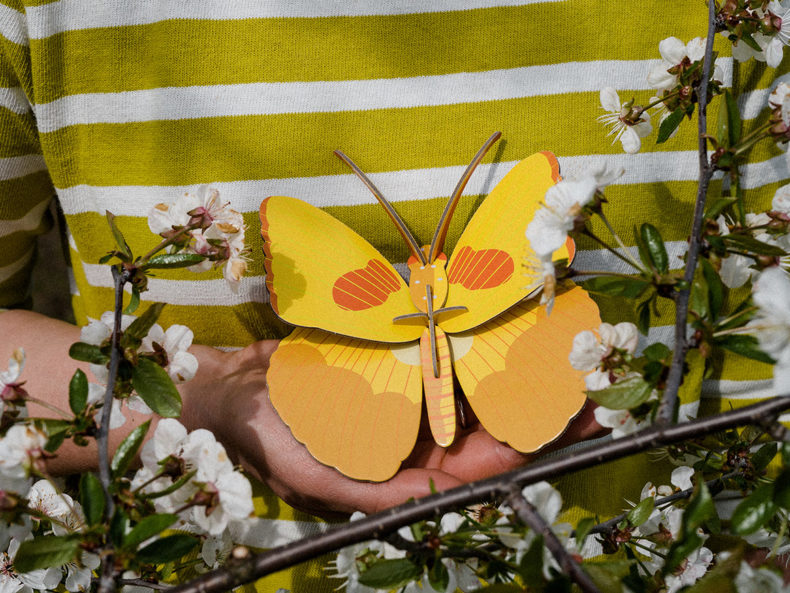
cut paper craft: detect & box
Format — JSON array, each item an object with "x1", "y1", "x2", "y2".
[{"x1": 260, "y1": 132, "x2": 602, "y2": 481}]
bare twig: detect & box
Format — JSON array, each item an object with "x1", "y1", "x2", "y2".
[
  {"x1": 656, "y1": 0, "x2": 718, "y2": 425},
  {"x1": 117, "y1": 579, "x2": 173, "y2": 591},
  {"x1": 168, "y1": 396, "x2": 790, "y2": 593},
  {"x1": 506, "y1": 484, "x2": 600, "y2": 593}
]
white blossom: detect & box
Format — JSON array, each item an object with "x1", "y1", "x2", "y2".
[
  {"x1": 136, "y1": 420, "x2": 253, "y2": 536},
  {"x1": 26, "y1": 480, "x2": 85, "y2": 535},
  {"x1": 0, "y1": 349, "x2": 26, "y2": 413},
  {"x1": 0, "y1": 425, "x2": 48, "y2": 481},
  {"x1": 733, "y1": 560, "x2": 786, "y2": 593},
  {"x1": 664, "y1": 546, "x2": 713, "y2": 593},
  {"x1": 773, "y1": 181, "x2": 790, "y2": 214},
  {"x1": 147, "y1": 186, "x2": 248, "y2": 292},
  {"x1": 770, "y1": 82, "x2": 790, "y2": 127},
  {"x1": 748, "y1": 266, "x2": 790, "y2": 392},
  {"x1": 765, "y1": 1, "x2": 790, "y2": 67},
  {"x1": 0, "y1": 537, "x2": 61, "y2": 593},
  {"x1": 597, "y1": 87, "x2": 652, "y2": 153},
  {"x1": 568, "y1": 322, "x2": 638, "y2": 391},
  {"x1": 594, "y1": 405, "x2": 651, "y2": 439},
  {"x1": 647, "y1": 37, "x2": 706, "y2": 91}
]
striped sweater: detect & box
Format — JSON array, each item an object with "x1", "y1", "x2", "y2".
[{"x1": 1, "y1": 1, "x2": 788, "y2": 590}]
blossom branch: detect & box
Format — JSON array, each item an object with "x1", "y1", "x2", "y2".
[
  {"x1": 656, "y1": 0, "x2": 718, "y2": 425},
  {"x1": 167, "y1": 395, "x2": 790, "y2": 593},
  {"x1": 506, "y1": 484, "x2": 600, "y2": 593}
]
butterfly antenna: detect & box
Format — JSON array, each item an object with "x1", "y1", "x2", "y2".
[
  {"x1": 428, "y1": 131, "x2": 502, "y2": 263},
  {"x1": 334, "y1": 150, "x2": 426, "y2": 265}
]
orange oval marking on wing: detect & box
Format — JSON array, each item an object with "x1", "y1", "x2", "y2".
[
  {"x1": 333, "y1": 259, "x2": 402, "y2": 311},
  {"x1": 447, "y1": 247, "x2": 514, "y2": 290}
]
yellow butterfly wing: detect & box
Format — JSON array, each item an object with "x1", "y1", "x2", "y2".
[
  {"x1": 440, "y1": 152, "x2": 567, "y2": 334},
  {"x1": 449, "y1": 284, "x2": 600, "y2": 452},
  {"x1": 267, "y1": 326, "x2": 423, "y2": 482},
  {"x1": 260, "y1": 195, "x2": 423, "y2": 343}
]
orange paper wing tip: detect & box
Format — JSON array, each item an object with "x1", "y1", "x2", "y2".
[
  {"x1": 538, "y1": 150, "x2": 561, "y2": 182},
  {"x1": 259, "y1": 197, "x2": 280, "y2": 314},
  {"x1": 564, "y1": 236, "x2": 576, "y2": 265},
  {"x1": 420, "y1": 328, "x2": 456, "y2": 448},
  {"x1": 451, "y1": 284, "x2": 601, "y2": 453},
  {"x1": 267, "y1": 327, "x2": 423, "y2": 482}
]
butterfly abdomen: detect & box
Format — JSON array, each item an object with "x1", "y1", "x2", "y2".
[{"x1": 420, "y1": 326, "x2": 455, "y2": 447}]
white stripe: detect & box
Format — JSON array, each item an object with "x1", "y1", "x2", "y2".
[
  {"x1": 741, "y1": 152, "x2": 790, "y2": 190},
  {"x1": 34, "y1": 59, "x2": 728, "y2": 133},
  {"x1": 27, "y1": 0, "x2": 564, "y2": 38},
  {"x1": 740, "y1": 72, "x2": 790, "y2": 120},
  {"x1": 56, "y1": 151, "x2": 719, "y2": 217},
  {"x1": 0, "y1": 155, "x2": 47, "y2": 182},
  {"x1": 229, "y1": 516, "x2": 329, "y2": 549},
  {"x1": 0, "y1": 248, "x2": 33, "y2": 283},
  {"x1": 79, "y1": 261, "x2": 269, "y2": 307},
  {"x1": 0, "y1": 199, "x2": 50, "y2": 236},
  {"x1": 0, "y1": 3, "x2": 28, "y2": 46},
  {"x1": 0, "y1": 87, "x2": 31, "y2": 115},
  {"x1": 702, "y1": 378, "x2": 776, "y2": 399}
]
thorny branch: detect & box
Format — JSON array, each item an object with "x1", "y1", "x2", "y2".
[
  {"x1": 506, "y1": 484, "x2": 600, "y2": 593},
  {"x1": 656, "y1": 0, "x2": 718, "y2": 425},
  {"x1": 168, "y1": 396, "x2": 790, "y2": 593}
]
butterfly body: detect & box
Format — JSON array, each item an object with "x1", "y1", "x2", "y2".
[{"x1": 260, "y1": 135, "x2": 601, "y2": 481}]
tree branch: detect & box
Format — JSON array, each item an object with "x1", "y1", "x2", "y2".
[
  {"x1": 168, "y1": 396, "x2": 790, "y2": 593},
  {"x1": 506, "y1": 484, "x2": 600, "y2": 593},
  {"x1": 656, "y1": 0, "x2": 718, "y2": 425}
]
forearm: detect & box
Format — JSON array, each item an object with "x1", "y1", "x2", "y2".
[{"x1": 0, "y1": 309, "x2": 242, "y2": 475}]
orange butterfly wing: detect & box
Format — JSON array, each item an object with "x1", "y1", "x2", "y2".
[
  {"x1": 450, "y1": 284, "x2": 600, "y2": 452},
  {"x1": 267, "y1": 326, "x2": 423, "y2": 482}
]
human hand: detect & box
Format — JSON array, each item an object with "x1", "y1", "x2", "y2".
[{"x1": 181, "y1": 340, "x2": 602, "y2": 517}]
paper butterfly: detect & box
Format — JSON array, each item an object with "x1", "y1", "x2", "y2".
[{"x1": 259, "y1": 132, "x2": 601, "y2": 481}]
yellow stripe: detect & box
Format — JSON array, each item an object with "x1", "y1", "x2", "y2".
[
  {"x1": 0, "y1": 172, "x2": 52, "y2": 219},
  {"x1": 40, "y1": 95, "x2": 712, "y2": 189},
  {"x1": 0, "y1": 107, "x2": 41, "y2": 159},
  {"x1": 29, "y1": 4, "x2": 708, "y2": 102}
]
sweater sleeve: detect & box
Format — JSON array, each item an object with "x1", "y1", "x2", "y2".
[{"x1": 0, "y1": 0, "x2": 56, "y2": 309}]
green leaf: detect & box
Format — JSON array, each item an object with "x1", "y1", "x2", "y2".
[
  {"x1": 574, "y1": 517, "x2": 595, "y2": 551},
  {"x1": 774, "y1": 468, "x2": 790, "y2": 509},
  {"x1": 68, "y1": 342, "x2": 109, "y2": 365},
  {"x1": 428, "y1": 557, "x2": 449, "y2": 593},
  {"x1": 704, "y1": 196, "x2": 739, "y2": 219},
  {"x1": 110, "y1": 509, "x2": 130, "y2": 547},
  {"x1": 731, "y1": 483, "x2": 776, "y2": 535},
  {"x1": 136, "y1": 534, "x2": 199, "y2": 565},
  {"x1": 583, "y1": 276, "x2": 651, "y2": 299},
  {"x1": 80, "y1": 473, "x2": 105, "y2": 525},
  {"x1": 519, "y1": 534, "x2": 544, "y2": 589},
  {"x1": 783, "y1": 442, "x2": 790, "y2": 466},
  {"x1": 131, "y1": 358, "x2": 182, "y2": 418},
  {"x1": 586, "y1": 375, "x2": 653, "y2": 410},
  {"x1": 717, "y1": 334, "x2": 775, "y2": 365},
  {"x1": 13, "y1": 536, "x2": 80, "y2": 572},
  {"x1": 125, "y1": 302, "x2": 166, "y2": 341},
  {"x1": 722, "y1": 233, "x2": 787, "y2": 256},
  {"x1": 627, "y1": 496, "x2": 654, "y2": 528},
  {"x1": 124, "y1": 285, "x2": 141, "y2": 315},
  {"x1": 112, "y1": 420, "x2": 151, "y2": 478},
  {"x1": 752, "y1": 442, "x2": 778, "y2": 472},
  {"x1": 740, "y1": 30, "x2": 763, "y2": 52},
  {"x1": 716, "y1": 89, "x2": 742, "y2": 148},
  {"x1": 68, "y1": 369, "x2": 89, "y2": 415},
  {"x1": 123, "y1": 514, "x2": 179, "y2": 550},
  {"x1": 636, "y1": 298, "x2": 652, "y2": 335},
  {"x1": 145, "y1": 253, "x2": 206, "y2": 269},
  {"x1": 358, "y1": 558, "x2": 422, "y2": 589},
  {"x1": 584, "y1": 562, "x2": 633, "y2": 593},
  {"x1": 684, "y1": 479, "x2": 715, "y2": 533},
  {"x1": 640, "y1": 223, "x2": 669, "y2": 273},
  {"x1": 700, "y1": 258, "x2": 724, "y2": 319},
  {"x1": 690, "y1": 268, "x2": 710, "y2": 320},
  {"x1": 643, "y1": 342, "x2": 671, "y2": 362},
  {"x1": 106, "y1": 211, "x2": 132, "y2": 259},
  {"x1": 656, "y1": 108, "x2": 685, "y2": 144}
]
